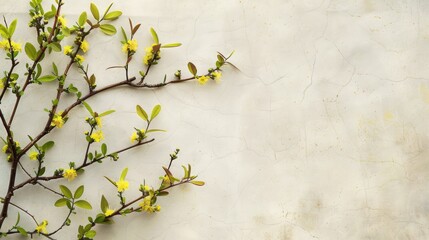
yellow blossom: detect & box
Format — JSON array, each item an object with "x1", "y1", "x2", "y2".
[
  {"x1": 0, "y1": 80, "x2": 4, "y2": 89},
  {"x1": 90, "y1": 130, "x2": 104, "y2": 142},
  {"x1": 51, "y1": 113, "x2": 64, "y2": 128},
  {"x1": 58, "y1": 16, "x2": 67, "y2": 27},
  {"x1": 143, "y1": 185, "x2": 151, "y2": 192},
  {"x1": 143, "y1": 44, "x2": 159, "y2": 65},
  {"x1": 116, "y1": 180, "x2": 129, "y2": 192},
  {"x1": 63, "y1": 45, "x2": 73, "y2": 55},
  {"x1": 80, "y1": 40, "x2": 89, "y2": 53},
  {"x1": 197, "y1": 75, "x2": 210, "y2": 85},
  {"x1": 2, "y1": 141, "x2": 20, "y2": 153},
  {"x1": 63, "y1": 168, "x2": 77, "y2": 181},
  {"x1": 29, "y1": 151, "x2": 39, "y2": 161},
  {"x1": 130, "y1": 129, "x2": 145, "y2": 143},
  {"x1": 0, "y1": 39, "x2": 8, "y2": 50},
  {"x1": 0, "y1": 39, "x2": 22, "y2": 52},
  {"x1": 122, "y1": 39, "x2": 138, "y2": 53},
  {"x1": 130, "y1": 131, "x2": 138, "y2": 142},
  {"x1": 212, "y1": 71, "x2": 222, "y2": 83},
  {"x1": 138, "y1": 194, "x2": 161, "y2": 213},
  {"x1": 35, "y1": 220, "x2": 48, "y2": 234},
  {"x1": 75, "y1": 54, "x2": 84, "y2": 64},
  {"x1": 105, "y1": 209, "x2": 115, "y2": 217},
  {"x1": 11, "y1": 42, "x2": 21, "y2": 52},
  {"x1": 95, "y1": 117, "x2": 102, "y2": 128}
]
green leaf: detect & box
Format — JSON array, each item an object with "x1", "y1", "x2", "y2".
[
  {"x1": 90, "y1": 3, "x2": 100, "y2": 21},
  {"x1": 59, "y1": 185, "x2": 73, "y2": 199},
  {"x1": 94, "y1": 213, "x2": 105, "y2": 223},
  {"x1": 101, "y1": 143, "x2": 107, "y2": 155},
  {"x1": 100, "y1": 195, "x2": 108, "y2": 213},
  {"x1": 162, "y1": 166, "x2": 174, "y2": 183},
  {"x1": 52, "y1": 62, "x2": 58, "y2": 76},
  {"x1": 25, "y1": 42, "x2": 37, "y2": 61},
  {"x1": 187, "y1": 62, "x2": 197, "y2": 76},
  {"x1": 98, "y1": 110, "x2": 115, "y2": 117},
  {"x1": 42, "y1": 141, "x2": 54, "y2": 151},
  {"x1": 0, "y1": 24, "x2": 9, "y2": 38},
  {"x1": 48, "y1": 42, "x2": 61, "y2": 52},
  {"x1": 136, "y1": 105, "x2": 148, "y2": 121},
  {"x1": 16, "y1": 226, "x2": 27, "y2": 237},
  {"x1": 75, "y1": 200, "x2": 92, "y2": 210},
  {"x1": 8, "y1": 19, "x2": 17, "y2": 37},
  {"x1": 104, "y1": 176, "x2": 117, "y2": 187},
  {"x1": 150, "y1": 27, "x2": 159, "y2": 44},
  {"x1": 38, "y1": 75, "x2": 57, "y2": 82},
  {"x1": 161, "y1": 43, "x2": 182, "y2": 48},
  {"x1": 191, "y1": 181, "x2": 206, "y2": 186},
  {"x1": 150, "y1": 105, "x2": 161, "y2": 121},
  {"x1": 120, "y1": 168, "x2": 128, "y2": 181},
  {"x1": 82, "y1": 101, "x2": 94, "y2": 116},
  {"x1": 78, "y1": 12, "x2": 87, "y2": 26},
  {"x1": 190, "y1": 180, "x2": 205, "y2": 186},
  {"x1": 100, "y1": 24, "x2": 116, "y2": 35},
  {"x1": 15, "y1": 212, "x2": 20, "y2": 226},
  {"x1": 182, "y1": 165, "x2": 189, "y2": 179},
  {"x1": 146, "y1": 129, "x2": 166, "y2": 133},
  {"x1": 74, "y1": 185, "x2": 84, "y2": 199},
  {"x1": 104, "y1": 11, "x2": 122, "y2": 21},
  {"x1": 54, "y1": 198, "x2": 68, "y2": 207},
  {"x1": 120, "y1": 27, "x2": 127, "y2": 42},
  {"x1": 157, "y1": 191, "x2": 169, "y2": 196},
  {"x1": 85, "y1": 230, "x2": 96, "y2": 238}
]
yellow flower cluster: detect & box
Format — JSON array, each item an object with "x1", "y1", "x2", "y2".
[
  {"x1": 63, "y1": 45, "x2": 73, "y2": 55},
  {"x1": 75, "y1": 54, "x2": 85, "y2": 65},
  {"x1": 143, "y1": 44, "x2": 160, "y2": 65},
  {"x1": 58, "y1": 16, "x2": 67, "y2": 27},
  {"x1": 116, "y1": 180, "x2": 129, "y2": 192},
  {"x1": 51, "y1": 112, "x2": 64, "y2": 128},
  {"x1": 122, "y1": 39, "x2": 138, "y2": 53},
  {"x1": 2, "y1": 141, "x2": 20, "y2": 153},
  {"x1": 130, "y1": 129, "x2": 145, "y2": 143},
  {"x1": 35, "y1": 220, "x2": 48, "y2": 234},
  {"x1": 80, "y1": 40, "x2": 89, "y2": 53},
  {"x1": 95, "y1": 117, "x2": 102, "y2": 128},
  {"x1": 212, "y1": 71, "x2": 222, "y2": 83},
  {"x1": 29, "y1": 151, "x2": 39, "y2": 161},
  {"x1": 63, "y1": 168, "x2": 77, "y2": 181},
  {"x1": 90, "y1": 130, "x2": 104, "y2": 142},
  {"x1": 138, "y1": 193, "x2": 161, "y2": 213},
  {"x1": 104, "y1": 209, "x2": 115, "y2": 217},
  {"x1": 197, "y1": 75, "x2": 210, "y2": 85},
  {"x1": 0, "y1": 39, "x2": 22, "y2": 52}
]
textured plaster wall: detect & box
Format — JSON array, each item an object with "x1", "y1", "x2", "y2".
[{"x1": 1, "y1": 0, "x2": 429, "y2": 239}]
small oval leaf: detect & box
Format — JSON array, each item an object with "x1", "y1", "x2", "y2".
[
  {"x1": 90, "y1": 3, "x2": 100, "y2": 21},
  {"x1": 60, "y1": 185, "x2": 73, "y2": 199},
  {"x1": 150, "y1": 105, "x2": 161, "y2": 121},
  {"x1": 25, "y1": 42, "x2": 37, "y2": 61},
  {"x1": 54, "y1": 198, "x2": 68, "y2": 207},
  {"x1": 100, "y1": 24, "x2": 117, "y2": 35},
  {"x1": 78, "y1": 12, "x2": 88, "y2": 26},
  {"x1": 38, "y1": 75, "x2": 57, "y2": 82},
  {"x1": 75, "y1": 200, "x2": 92, "y2": 210},
  {"x1": 104, "y1": 11, "x2": 122, "y2": 21},
  {"x1": 187, "y1": 62, "x2": 197, "y2": 76},
  {"x1": 74, "y1": 185, "x2": 84, "y2": 199},
  {"x1": 136, "y1": 105, "x2": 148, "y2": 121},
  {"x1": 190, "y1": 180, "x2": 205, "y2": 186}
]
